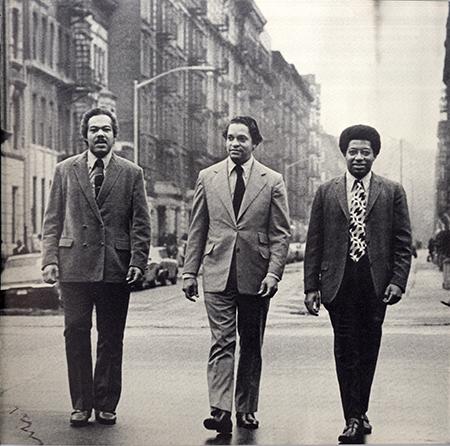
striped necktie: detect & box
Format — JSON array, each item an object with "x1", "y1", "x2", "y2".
[
  {"x1": 92, "y1": 158, "x2": 104, "y2": 199},
  {"x1": 349, "y1": 180, "x2": 367, "y2": 262}
]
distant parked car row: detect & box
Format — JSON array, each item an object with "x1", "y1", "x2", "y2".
[
  {"x1": 1, "y1": 245, "x2": 180, "y2": 309},
  {"x1": 1, "y1": 253, "x2": 60, "y2": 310},
  {"x1": 133, "y1": 246, "x2": 179, "y2": 290},
  {"x1": 287, "y1": 242, "x2": 305, "y2": 263}
]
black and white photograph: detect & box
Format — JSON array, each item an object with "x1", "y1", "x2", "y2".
[{"x1": 1, "y1": 0, "x2": 449, "y2": 445}]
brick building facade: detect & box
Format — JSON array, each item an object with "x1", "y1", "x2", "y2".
[{"x1": 2, "y1": 0, "x2": 330, "y2": 253}]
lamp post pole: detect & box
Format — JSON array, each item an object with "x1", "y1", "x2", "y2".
[{"x1": 133, "y1": 65, "x2": 216, "y2": 165}]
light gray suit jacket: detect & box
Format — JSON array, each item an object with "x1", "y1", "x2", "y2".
[
  {"x1": 304, "y1": 173, "x2": 412, "y2": 304},
  {"x1": 183, "y1": 158, "x2": 291, "y2": 295},
  {"x1": 42, "y1": 151, "x2": 151, "y2": 283}
]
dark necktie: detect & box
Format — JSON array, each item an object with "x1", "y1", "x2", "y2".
[
  {"x1": 233, "y1": 164, "x2": 245, "y2": 217},
  {"x1": 93, "y1": 158, "x2": 104, "y2": 199},
  {"x1": 349, "y1": 179, "x2": 367, "y2": 262}
]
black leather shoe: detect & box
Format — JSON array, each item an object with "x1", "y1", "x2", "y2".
[
  {"x1": 362, "y1": 414, "x2": 372, "y2": 434},
  {"x1": 95, "y1": 410, "x2": 117, "y2": 425},
  {"x1": 236, "y1": 412, "x2": 259, "y2": 429},
  {"x1": 203, "y1": 409, "x2": 232, "y2": 434},
  {"x1": 338, "y1": 417, "x2": 363, "y2": 444},
  {"x1": 70, "y1": 410, "x2": 91, "y2": 427}
]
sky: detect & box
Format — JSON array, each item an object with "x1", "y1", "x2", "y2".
[
  {"x1": 256, "y1": 0, "x2": 448, "y2": 152},
  {"x1": 255, "y1": 0, "x2": 448, "y2": 239}
]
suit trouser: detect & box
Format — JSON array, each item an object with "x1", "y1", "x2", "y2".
[
  {"x1": 60, "y1": 282, "x2": 130, "y2": 412},
  {"x1": 325, "y1": 255, "x2": 387, "y2": 421},
  {"x1": 204, "y1": 272, "x2": 270, "y2": 413}
]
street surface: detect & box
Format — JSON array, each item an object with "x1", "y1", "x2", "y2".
[{"x1": 1, "y1": 250, "x2": 449, "y2": 445}]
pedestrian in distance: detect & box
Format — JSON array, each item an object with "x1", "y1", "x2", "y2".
[
  {"x1": 12, "y1": 239, "x2": 29, "y2": 255},
  {"x1": 41, "y1": 107, "x2": 151, "y2": 427},
  {"x1": 182, "y1": 116, "x2": 291, "y2": 435},
  {"x1": 303, "y1": 124, "x2": 412, "y2": 444}
]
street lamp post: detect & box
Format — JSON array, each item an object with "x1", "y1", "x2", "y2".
[{"x1": 133, "y1": 65, "x2": 216, "y2": 165}]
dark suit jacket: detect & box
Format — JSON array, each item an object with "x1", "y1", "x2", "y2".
[
  {"x1": 304, "y1": 173, "x2": 412, "y2": 304},
  {"x1": 42, "y1": 151, "x2": 151, "y2": 283},
  {"x1": 183, "y1": 158, "x2": 291, "y2": 295}
]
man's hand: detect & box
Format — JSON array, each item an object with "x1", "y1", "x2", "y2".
[
  {"x1": 42, "y1": 264, "x2": 59, "y2": 284},
  {"x1": 126, "y1": 266, "x2": 143, "y2": 285},
  {"x1": 258, "y1": 276, "x2": 278, "y2": 298},
  {"x1": 304, "y1": 290, "x2": 321, "y2": 316},
  {"x1": 383, "y1": 283, "x2": 403, "y2": 305},
  {"x1": 183, "y1": 277, "x2": 199, "y2": 302}
]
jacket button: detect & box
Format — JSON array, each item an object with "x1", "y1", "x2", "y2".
[
  {"x1": 83, "y1": 243, "x2": 88, "y2": 247},
  {"x1": 82, "y1": 225, "x2": 87, "y2": 229},
  {"x1": 100, "y1": 242, "x2": 104, "y2": 246}
]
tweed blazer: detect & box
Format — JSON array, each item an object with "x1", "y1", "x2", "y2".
[
  {"x1": 183, "y1": 158, "x2": 291, "y2": 295},
  {"x1": 304, "y1": 173, "x2": 412, "y2": 304},
  {"x1": 42, "y1": 151, "x2": 151, "y2": 283}
]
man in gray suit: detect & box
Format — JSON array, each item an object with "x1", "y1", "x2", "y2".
[
  {"x1": 42, "y1": 108, "x2": 151, "y2": 427},
  {"x1": 304, "y1": 125, "x2": 412, "y2": 443},
  {"x1": 183, "y1": 116, "x2": 290, "y2": 434}
]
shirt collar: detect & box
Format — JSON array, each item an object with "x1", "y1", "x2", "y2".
[
  {"x1": 346, "y1": 170, "x2": 372, "y2": 191},
  {"x1": 87, "y1": 149, "x2": 113, "y2": 171},
  {"x1": 227, "y1": 155, "x2": 254, "y2": 177}
]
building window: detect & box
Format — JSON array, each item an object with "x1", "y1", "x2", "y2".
[
  {"x1": 72, "y1": 111, "x2": 78, "y2": 154},
  {"x1": 12, "y1": 187, "x2": 19, "y2": 243},
  {"x1": 58, "y1": 27, "x2": 63, "y2": 71},
  {"x1": 32, "y1": 94, "x2": 37, "y2": 143},
  {"x1": 41, "y1": 178, "x2": 46, "y2": 228},
  {"x1": 49, "y1": 101, "x2": 54, "y2": 149},
  {"x1": 32, "y1": 177, "x2": 37, "y2": 233},
  {"x1": 41, "y1": 17, "x2": 47, "y2": 64},
  {"x1": 11, "y1": 8, "x2": 19, "y2": 59},
  {"x1": 64, "y1": 33, "x2": 71, "y2": 77},
  {"x1": 49, "y1": 23, "x2": 54, "y2": 67},
  {"x1": 12, "y1": 95, "x2": 20, "y2": 150},
  {"x1": 32, "y1": 12, "x2": 38, "y2": 59},
  {"x1": 57, "y1": 104, "x2": 62, "y2": 149},
  {"x1": 40, "y1": 97, "x2": 46, "y2": 146}
]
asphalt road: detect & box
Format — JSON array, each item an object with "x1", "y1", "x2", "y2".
[{"x1": 1, "y1": 252, "x2": 449, "y2": 445}]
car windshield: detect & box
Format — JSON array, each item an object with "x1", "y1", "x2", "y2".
[
  {"x1": 1, "y1": 255, "x2": 42, "y2": 284},
  {"x1": 5, "y1": 257, "x2": 39, "y2": 268}
]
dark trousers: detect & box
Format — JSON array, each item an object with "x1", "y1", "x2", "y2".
[
  {"x1": 60, "y1": 282, "x2": 130, "y2": 412},
  {"x1": 326, "y1": 255, "x2": 387, "y2": 421},
  {"x1": 203, "y1": 255, "x2": 270, "y2": 413}
]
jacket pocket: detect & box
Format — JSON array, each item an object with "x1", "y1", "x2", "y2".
[
  {"x1": 58, "y1": 238, "x2": 73, "y2": 248},
  {"x1": 204, "y1": 242, "x2": 215, "y2": 256},
  {"x1": 258, "y1": 232, "x2": 269, "y2": 244},
  {"x1": 258, "y1": 246, "x2": 270, "y2": 259},
  {"x1": 115, "y1": 240, "x2": 130, "y2": 251}
]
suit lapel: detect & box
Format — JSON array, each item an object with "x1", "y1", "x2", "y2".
[
  {"x1": 212, "y1": 160, "x2": 235, "y2": 223},
  {"x1": 334, "y1": 175, "x2": 349, "y2": 220},
  {"x1": 366, "y1": 173, "x2": 382, "y2": 218},
  {"x1": 96, "y1": 154, "x2": 122, "y2": 207},
  {"x1": 237, "y1": 160, "x2": 267, "y2": 221},
  {"x1": 73, "y1": 152, "x2": 102, "y2": 222}
]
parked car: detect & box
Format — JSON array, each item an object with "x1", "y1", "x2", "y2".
[
  {"x1": 1, "y1": 253, "x2": 60, "y2": 310},
  {"x1": 287, "y1": 242, "x2": 306, "y2": 263},
  {"x1": 141, "y1": 246, "x2": 179, "y2": 288}
]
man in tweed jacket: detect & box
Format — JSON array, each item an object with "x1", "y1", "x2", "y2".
[{"x1": 42, "y1": 108, "x2": 150, "y2": 427}]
